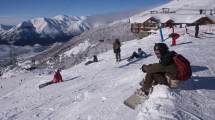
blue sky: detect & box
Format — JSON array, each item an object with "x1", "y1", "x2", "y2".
[{"x1": 0, "y1": 0, "x2": 170, "y2": 25}]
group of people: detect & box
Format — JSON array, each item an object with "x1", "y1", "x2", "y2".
[
  {"x1": 167, "y1": 22, "x2": 200, "y2": 46},
  {"x1": 112, "y1": 39, "x2": 148, "y2": 62},
  {"x1": 51, "y1": 42, "x2": 181, "y2": 98},
  {"x1": 140, "y1": 43, "x2": 180, "y2": 95},
  {"x1": 112, "y1": 38, "x2": 182, "y2": 96},
  {"x1": 49, "y1": 27, "x2": 194, "y2": 96},
  {"x1": 44, "y1": 22, "x2": 198, "y2": 87},
  {"x1": 49, "y1": 38, "x2": 148, "y2": 85}
]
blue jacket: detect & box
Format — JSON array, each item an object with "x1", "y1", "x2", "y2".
[{"x1": 138, "y1": 51, "x2": 147, "y2": 57}]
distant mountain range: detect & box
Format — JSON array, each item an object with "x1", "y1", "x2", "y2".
[
  {"x1": 0, "y1": 24, "x2": 14, "y2": 31},
  {"x1": 0, "y1": 15, "x2": 92, "y2": 45},
  {"x1": 0, "y1": 7, "x2": 148, "y2": 46},
  {"x1": 30, "y1": 0, "x2": 215, "y2": 69}
]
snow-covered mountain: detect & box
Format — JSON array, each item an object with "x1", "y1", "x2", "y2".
[
  {"x1": 0, "y1": 15, "x2": 92, "y2": 45},
  {"x1": 0, "y1": 7, "x2": 151, "y2": 46},
  {"x1": 0, "y1": 24, "x2": 13, "y2": 31},
  {"x1": 29, "y1": 21, "x2": 136, "y2": 69},
  {"x1": 0, "y1": 4, "x2": 153, "y2": 68}
]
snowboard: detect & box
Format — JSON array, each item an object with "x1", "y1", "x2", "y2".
[
  {"x1": 39, "y1": 81, "x2": 53, "y2": 89},
  {"x1": 127, "y1": 54, "x2": 151, "y2": 62},
  {"x1": 124, "y1": 89, "x2": 149, "y2": 110}
]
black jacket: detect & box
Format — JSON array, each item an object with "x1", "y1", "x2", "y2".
[
  {"x1": 113, "y1": 42, "x2": 121, "y2": 53},
  {"x1": 159, "y1": 51, "x2": 176, "y2": 66},
  {"x1": 169, "y1": 33, "x2": 180, "y2": 38}
]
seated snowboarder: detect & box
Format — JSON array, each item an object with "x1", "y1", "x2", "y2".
[
  {"x1": 85, "y1": 55, "x2": 98, "y2": 65},
  {"x1": 127, "y1": 48, "x2": 147, "y2": 62},
  {"x1": 52, "y1": 68, "x2": 63, "y2": 83},
  {"x1": 140, "y1": 43, "x2": 180, "y2": 96},
  {"x1": 39, "y1": 68, "x2": 63, "y2": 88}
]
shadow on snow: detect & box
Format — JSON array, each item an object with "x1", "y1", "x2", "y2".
[
  {"x1": 176, "y1": 41, "x2": 192, "y2": 46},
  {"x1": 191, "y1": 65, "x2": 209, "y2": 72},
  {"x1": 180, "y1": 76, "x2": 215, "y2": 90},
  {"x1": 181, "y1": 65, "x2": 215, "y2": 90},
  {"x1": 63, "y1": 76, "x2": 82, "y2": 82}
]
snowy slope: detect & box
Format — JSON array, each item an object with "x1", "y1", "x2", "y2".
[
  {"x1": 131, "y1": 0, "x2": 215, "y2": 19},
  {"x1": 0, "y1": 23, "x2": 215, "y2": 120},
  {"x1": 1, "y1": 0, "x2": 215, "y2": 119}
]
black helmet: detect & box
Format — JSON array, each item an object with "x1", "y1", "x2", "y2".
[{"x1": 154, "y1": 43, "x2": 169, "y2": 55}]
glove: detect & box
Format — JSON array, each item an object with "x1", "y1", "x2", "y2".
[{"x1": 141, "y1": 64, "x2": 147, "y2": 73}]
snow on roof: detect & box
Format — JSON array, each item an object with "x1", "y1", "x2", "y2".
[
  {"x1": 130, "y1": 15, "x2": 152, "y2": 23},
  {"x1": 130, "y1": 14, "x2": 215, "y2": 24}
]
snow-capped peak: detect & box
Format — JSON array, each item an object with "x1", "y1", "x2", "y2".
[{"x1": 52, "y1": 15, "x2": 86, "y2": 21}]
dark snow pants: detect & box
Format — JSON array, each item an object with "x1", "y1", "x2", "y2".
[
  {"x1": 115, "y1": 52, "x2": 121, "y2": 61},
  {"x1": 195, "y1": 30, "x2": 199, "y2": 38},
  {"x1": 172, "y1": 35, "x2": 179, "y2": 45},
  {"x1": 141, "y1": 73, "x2": 168, "y2": 92},
  {"x1": 130, "y1": 52, "x2": 139, "y2": 59}
]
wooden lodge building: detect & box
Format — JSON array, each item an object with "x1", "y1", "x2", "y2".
[{"x1": 130, "y1": 12, "x2": 215, "y2": 39}]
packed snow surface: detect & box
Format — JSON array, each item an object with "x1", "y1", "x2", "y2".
[
  {"x1": 1, "y1": 0, "x2": 215, "y2": 119},
  {"x1": 0, "y1": 24, "x2": 215, "y2": 120}
]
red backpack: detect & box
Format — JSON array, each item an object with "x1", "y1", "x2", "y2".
[{"x1": 173, "y1": 54, "x2": 192, "y2": 80}]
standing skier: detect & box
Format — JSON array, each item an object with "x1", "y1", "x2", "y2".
[
  {"x1": 195, "y1": 23, "x2": 199, "y2": 38},
  {"x1": 113, "y1": 39, "x2": 121, "y2": 62}
]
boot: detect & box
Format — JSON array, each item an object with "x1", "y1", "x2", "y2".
[
  {"x1": 139, "y1": 88, "x2": 149, "y2": 96},
  {"x1": 127, "y1": 57, "x2": 132, "y2": 62}
]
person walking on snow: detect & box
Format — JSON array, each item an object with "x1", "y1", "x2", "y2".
[
  {"x1": 195, "y1": 23, "x2": 199, "y2": 38},
  {"x1": 113, "y1": 39, "x2": 121, "y2": 62},
  {"x1": 140, "y1": 43, "x2": 179, "y2": 96},
  {"x1": 169, "y1": 33, "x2": 180, "y2": 46},
  {"x1": 167, "y1": 23, "x2": 179, "y2": 46},
  {"x1": 127, "y1": 48, "x2": 147, "y2": 61},
  {"x1": 185, "y1": 24, "x2": 188, "y2": 34}
]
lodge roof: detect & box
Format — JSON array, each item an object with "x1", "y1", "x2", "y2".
[{"x1": 130, "y1": 14, "x2": 215, "y2": 24}]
